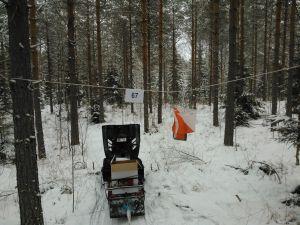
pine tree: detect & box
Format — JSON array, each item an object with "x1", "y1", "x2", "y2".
[
  {"x1": 286, "y1": 0, "x2": 296, "y2": 117},
  {"x1": 171, "y1": 2, "x2": 180, "y2": 105},
  {"x1": 141, "y1": 0, "x2": 149, "y2": 133},
  {"x1": 45, "y1": 19, "x2": 54, "y2": 114},
  {"x1": 211, "y1": 0, "x2": 220, "y2": 127},
  {"x1": 29, "y1": 0, "x2": 46, "y2": 159},
  {"x1": 67, "y1": 0, "x2": 80, "y2": 145},
  {"x1": 147, "y1": 0, "x2": 153, "y2": 114},
  {"x1": 7, "y1": 0, "x2": 44, "y2": 223},
  {"x1": 128, "y1": 0, "x2": 134, "y2": 113},
  {"x1": 95, "y1": 0, "x2": 105, "y2": 123},
  {"x1": 262, "y1": 0, "x2": 268, "y2": 101},
  {"x1": 224, "y1": 0, "x2": 238, "y2": 146},
  {"x1": 86, "y1": 0, "x2": 93, "y2": 108},
  {"x1": 158, "y1": 0, "x2": 163, "y2": 124},
  {"x1": 271, "y1": 0, "x2": 282, "y2": 115}
]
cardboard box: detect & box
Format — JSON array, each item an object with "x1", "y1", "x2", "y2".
[
  {"x1": 111, "y1": 160, "x2": 138, "y2": 180},
  {"x1": 111, "y1": 160, "x2": 139, "y2": 195}
]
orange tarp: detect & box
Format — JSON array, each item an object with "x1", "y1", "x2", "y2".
[{"x1": 172, "y1": 108, "x2": 194, "y2": 141}]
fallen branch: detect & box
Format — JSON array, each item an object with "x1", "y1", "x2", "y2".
[
  {"x1": 225, "y1": 164, "x2": 249, "y2": 175},
  {"x1": 0, "y1": 191, "x2": 16, "y2": 199},
  {"x1": 251, "y1": 161, "x2": 281, "y2": 184},
  {"x1": 235, "y1": 194, "x2": 242, "y2": 202},
  {"x1": 173, "y1": 149, "x2": 207, "y2": 164}
]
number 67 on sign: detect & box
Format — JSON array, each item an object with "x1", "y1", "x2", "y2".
[{"x1": 124, "y1": 89, "x2": 144, "y2": 103}]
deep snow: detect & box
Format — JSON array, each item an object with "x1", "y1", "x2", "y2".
[{"x1": 0, "y1": 104, "x2": 299, "y2": 225}]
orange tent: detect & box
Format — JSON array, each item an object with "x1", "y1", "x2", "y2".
[{"x1": 172, "y1": 107, "x2": 194, "y2": 141}]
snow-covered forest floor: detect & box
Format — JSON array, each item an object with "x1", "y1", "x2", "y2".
[{"x1": 0, "y1": 103, "x2": 300, "y2": 225}]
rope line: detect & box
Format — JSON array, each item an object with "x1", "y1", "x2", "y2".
[{"x1": 0, "y1": 64, "x2": 299, "y2": 94}]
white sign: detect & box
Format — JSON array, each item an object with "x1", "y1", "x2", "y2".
[{"x1": 124, "y1": 89, "x2": 144, "y2": 103}]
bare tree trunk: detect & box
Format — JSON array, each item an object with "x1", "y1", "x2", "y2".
[
  {"x1": 96, "y1": 0, "x2": 105, "y2": 123},
  {"x1": 45, "y1": 20, "x2": 54, "y2": 114},
  {"x1": 163, "y1": 58, "x2": 168, "y2": 104},
  {"x1": 262, "y1": 0, "x2": 268, "y2": 101},
  {"x1": 209, "y1": 44, "x2": 212, "y2": 105},
  {"x1": 297, "y1": 114, "x2": 300, "y2": 165},
  {"x1": 29, "y1": 0, "x2": 46, "y2": 159},
  {"x1": 272, "y1": 0, "x2": 282, "y2": 115},
  {"x1": 194, "y1": 3, "x2": 198, "y2": 109},
  {"x1": 0, "y1": 41, "x2": 4, "y2": 74},
  {"x1": 128, "y1": 0, "x2": 134, "y2": 113},
  {"x1": 67, "y1": 0, "x2": 80, "y2": 145},
  {"x1": 212, "y1": 0, "x2": 219, "y2": 127},
  {"x1": 239, "y1": 0, "x2": 244, "y2": 80},
  {"x1": 86, "y1": 0, "x2": 93, "y2": 107},
  {"x1": 236, "y1": 0, "x2": 245, "y2": 97},
  {"x1": 141, "y1": 0, "x2": 149, "y2": 133},
  {"x1": 267, "y1": 4, "x2": 274, "y2": 100},
  {"x1": 158, "y1": 0, "x2": 163, "y2": 124},
  {"x1": 198, "y1": 31, "x2": 203, "y2": 99},
  {"x1": 147, "y1": 0, "x2": 152, "y2": 114},
  {"x1": 224, "y1": 0, "x2": 238, "y2": 146},
  {"x1": 191, "y1": 0, "x2": 195, "y2": 108},
  {"x1": 220, "y1": 44, "x2": 224, "y2": 95},
  {"x1": 197, "y1": 19, "x2": 203, "y2": 103},
  {"x1": 286, "y1": 0, "x2": 296, "y2": 117},
  {"x1": 122, "y1": 21, "x2": 129, "y2": 90},
  {"x1": 0, "y1": 40, "x2": 8, "y2": 109},
  {"x1": 7, "y1": 0, "x2": 44, "y2": 224},
  {"x1": 208, "y1": 3, "x2": 213, "y2": 106},
  {"x1": 171, "y1": 3, "x2": 179, "y2": 104},
  {"x1": 280, "y1": 0, "x2": 288, "y2": 100},
  {"x1": 250, "y1": 0, "x2": 257, "y2": 95}
]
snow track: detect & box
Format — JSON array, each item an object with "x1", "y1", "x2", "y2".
[{"x1": 0, "y1": 105, "x2": 299, "y2": 225}]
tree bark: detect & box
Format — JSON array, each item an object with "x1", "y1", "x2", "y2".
[
  {"x1": 208, "y1": 2, "x2": 213, "y2": 106},
  {"x1": 96, "y1": 0, "x2": 105, "y2": 123},
  {"x1": 158, "y1": 0, "x2": 163, "y2": 124},
  {"x1": 191, "y1": 0, "x2": 196, "y2": 108},
  {"x1": 286, "y1": 0, "x2": 296, "y2": 117},
  {"x1": 45, "y1": 20, "x2": 54, "y2": 114},
  {"x1": 272, "y1": 0, "x2": 282, "y2": 115},
  {"x1": 267, "y1": 4, "x2": 274, "y2": 100},
  {"x1": 122, "y1": 21, "x2": 129, "y2": 89},
  {"x1": 239, "y1": 0, "x2": 244, "y2": 80},
  {"x1": 86, "y1": 0, "x2": 93, "y2": 107},
  {"x1": 250, "y1": 0, "x2": 257, "y2": 95},
  {"x1": 171, "y1": 3, "x2": 179, "y2": 104},
  {"x1": 281, "y1": 0, "x2": 288, "y2": 68},
  {"x1": 220, "y1": 44, "x2": 224, "y2": 95},
  {"x1": 236, "y1": 0, "x2": 245, "y2": 97},
  {"x1": 280, "y1": 0, "x2": 288, "y2": 100},
  {"x1": 141, "y1": 0, "x2": 149, "y2": 133},
  {"x1": 7, "y1": 0, "x2": 44, "y2": 224},
  {"x1": 163, "y1": 58, "x2": 168, "y2": 104},
  {"x1": 212, "y1": 0, "x2": 219, "y2": 127},
  {"x1": 67, "y1": 0, "x2": 80, "y2": 145},
  {"x1": 194, "y1": 3, "x2": 198, "y2": 109},
  {"x1": 29, "y1": 0, "x2": 46, "y2": 159},
  {"x1": 224, "y1": 0, "x2": 238, "y2": 146},
  {"x1": 262, "y1": 0, "x2": 268, "y2": 101},
  {"x1": 128, "y1": 0, "x2": 134, "y2": 113},
  {"x1": 297, "y1": 114, "x2": 300, "y2": 165},
  {"x1": 147, "y1": 0, "x2": 152, "y2": 114}
]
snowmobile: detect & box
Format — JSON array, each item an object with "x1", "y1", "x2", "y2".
[{"x1": 101, "y1": 124, "x2": 145, "y2": 219}]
